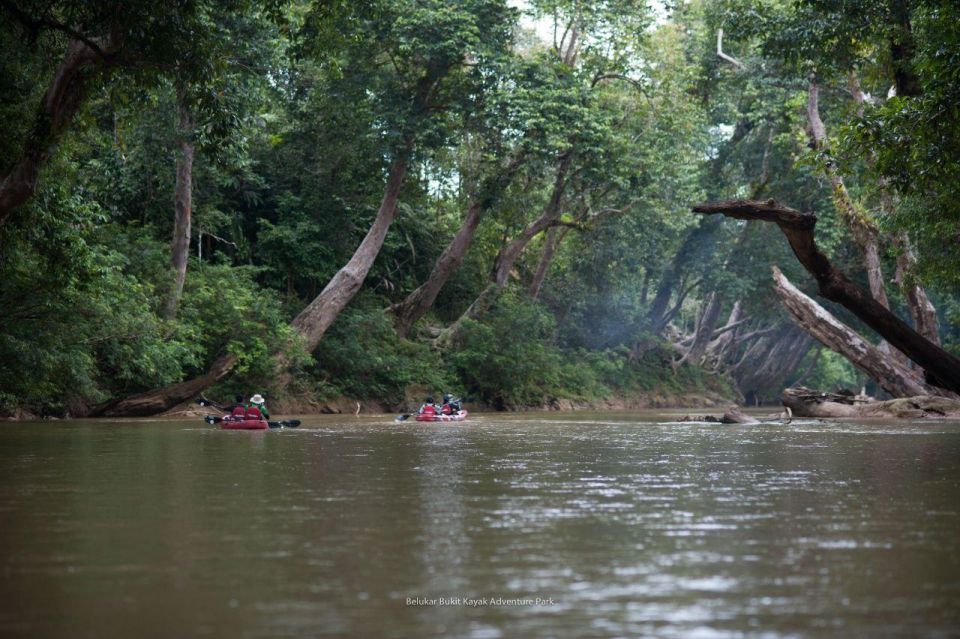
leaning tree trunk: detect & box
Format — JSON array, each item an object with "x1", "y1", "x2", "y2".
[
  {"x1": 162, "y1": 97, "x2": 195, "y2": 320},
  {"x1": 730, "y1": 323, "x2": 812, "y2": 405},
  {"x1": 528, "y1": 226, "x2": 566, "y2": 299},
  {"x1": 0, "y1": 36, "x2": 120, "y2": 225},
  {"x1": 704, "y1": 300, "x2": 744, "y2": 369},
  {"x1": 770, "y1": 267, "x2": 945, "y2": 398},
  {"x1": 290, "y1": 155, "x2": 409, "y2": 352},
  {"x1": 492, "y1": 151, "x2": 572, "y2": 287},
  {"x1": 93, "y1": 354, "x2": 238, "y2": 417},
  {"x1": 435, "y1": 151, "x2": 573, "y2": 346},
  {"x1": 692, "y1": 199, "x2": 960, "y2": 395},
  {"x1": 389, "y1": 150, "x2": 526, "y2": 338}
]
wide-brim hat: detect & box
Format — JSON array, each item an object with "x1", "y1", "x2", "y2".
[{"x1": 250, "y1": 394, "x2": 265, "y2": 404}]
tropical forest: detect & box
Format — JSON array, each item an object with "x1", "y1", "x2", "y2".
[{"x1": 2, "y1": 0, "x2": 959, "y2": 418}]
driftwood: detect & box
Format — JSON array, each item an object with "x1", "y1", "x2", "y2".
[
  {"x1": 678, "y1": 406, "x2": 786, "y2": 424},
  {"x1": 782, "y1": 386, "x2": 960, "y2": 419}
]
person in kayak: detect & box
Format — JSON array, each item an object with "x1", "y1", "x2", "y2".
[
  {"x1": 440, "y1": 394, "x2": 460, "y2": 415},
  {"x1": 246, "y1": 394, "x2": 270, "y2": 420},
  {"x1": 418, "y1": 397, "x2": 438, "y2": 418},
  {"x1": 225, "y1": 394, "x2": 247, "y2": 420}
]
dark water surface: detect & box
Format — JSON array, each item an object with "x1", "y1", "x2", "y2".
[{"x1": 1, "y1": 413, "x2": 958, "y2": 638}]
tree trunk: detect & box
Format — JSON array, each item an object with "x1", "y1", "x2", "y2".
[
  {"x1": 527, "y1": 226, "x2": 565, "y2": 299},
  {"x1": 677, "y1": 292, "x2": 723, "y2": 367},
  {"x1": 435, "y1": 151, "x2": 573, "y2": 346},
  {"x1": 692, "y1": 199, "x2": 960, "y2": 395},
  {"x1": 771, "y1": 266, "x2": 947, "y2": 398},
  {"x1": 492, "y1": 151, "x2": 572, "y2": 287},
  {"x1": 730, "y1": 323, "x2": 812, "y2": 404},
  {"x1": 291, "y1": 154, "x2": 409, "y2": 352},
  {"x1": 782, "y1": 387, "x2": 960, "y2": 419},
  {"x1": 94, "y1": 354, "x2": 238, "y2": 417},
  {"x1": 0, "y1": 37, "x2": 119, "y2": 225},
  {"x1": 647, "y1": 216, "x2": 722, "y2": 333},
  {"x1": 389, "y1": 150, "x2": 527, "y2": 337},
  {"x1": 807, "y1": 80, "x2": 892, "y2": 311},
  {"x1": 162, "y1": 97, "x2": 195, "y2": 320},
  {"x1": 894, "y1": 231, "x2": 940, "y2": 346}
]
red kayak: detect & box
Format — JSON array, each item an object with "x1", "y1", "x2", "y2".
[
  {"x1": 219, "y1": 416, "x2": 268, "y2": 430},
  {"x1": 415, "y1": 410, "x2": 468, "y2": 422}
]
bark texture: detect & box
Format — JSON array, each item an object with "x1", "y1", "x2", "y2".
[
  {"x1": 0, "y1": 36, "x2": 119, "y2": 225},
  {"x1": 162, "y1": 98, "x2": 195, "y2": 320},
  {"x1": 691, "y1": 198, "x2": 960, "y2": 394}
]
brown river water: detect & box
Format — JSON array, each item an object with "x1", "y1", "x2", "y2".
[{"x1": 0, "y1": 412, "x2": 958, "y2": 638}]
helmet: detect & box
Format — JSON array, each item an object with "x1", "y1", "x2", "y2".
[
  {"x1": 425, "y1": 396, "x2": 434, "y2": 404},
  {"x1": 443, "y1": 394, "x2": 452, "y2": 403}
]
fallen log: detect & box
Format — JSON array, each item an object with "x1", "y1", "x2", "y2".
[
  {"x1": 722, "y1": 406, "x2": 759, "y2": 424},
  {"x1": 771, "y1": 267, "x2": 942, "y2": 398},
  {"x1": 782, "y1": 386, "x2": 960, "y2": 419}
]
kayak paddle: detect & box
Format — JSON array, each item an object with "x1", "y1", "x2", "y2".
[{"x1": 204, "y1": 415, "x2": 301, "y2": 428}]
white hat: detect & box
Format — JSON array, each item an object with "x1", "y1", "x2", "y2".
[{"x1": 250, "y1": 394, "x2": 265, "y2": 405}]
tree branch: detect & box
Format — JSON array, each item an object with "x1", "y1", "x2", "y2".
[{"x1": 692, "y1": 198, "x2": 960, "y2": 394}]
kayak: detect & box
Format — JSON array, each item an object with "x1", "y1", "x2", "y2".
[
  {"x1": 219, "y1": 416, "x2": 268, "y2": 430},
  {"x1": 415, "y1": 410, "x2": 468, "y2": 422}
]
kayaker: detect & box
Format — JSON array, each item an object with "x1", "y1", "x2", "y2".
[
  {"x1": 441, "y1": 393, "x2": 463, "y2": 414},
  {"x1": 418, "y1": 396, "x2": 438, "y2": 418},
  {"x1": 440, "y1": 394, "x2": 456, "y2": 415},
  {"x1": 246, "y1": 394, "x2": 270, "y2": 420},
  {"x1": 226, "y1": 394, "x2": 247, "y2": 420}
]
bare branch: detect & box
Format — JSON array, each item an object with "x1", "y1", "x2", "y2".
[{"x1": 717, "y1": 28, "x2": 745, "y2": 70}]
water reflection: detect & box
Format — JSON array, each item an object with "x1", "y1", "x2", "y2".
[{"x1": 0, "y1": 415, "x2": 958, "y2": 637}]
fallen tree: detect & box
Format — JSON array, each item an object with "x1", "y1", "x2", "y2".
[
  {"x1": 691, "y1": 199, "x2": 960, "y2": 395},
  {"x1": 771, "y1": 266, "x2": 946, "y2": 398}
]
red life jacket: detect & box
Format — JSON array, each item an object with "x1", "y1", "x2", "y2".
[
  {"x1": 420, "y1": 404, "x2": 437, "y2": 416},
  {"x1": 245, "y1": 405, "x2": 263, "y2": 420},
  {"x1": 231, "y1": 406, "x2": 246, "y2": 418},
  {"x1": 440, "y1": 403, "x2": 453, "y2": 415}
]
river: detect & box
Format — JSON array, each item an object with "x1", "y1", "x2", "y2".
[{"x1": 1, "y1": 413, "x2": 958, "y2": 638}]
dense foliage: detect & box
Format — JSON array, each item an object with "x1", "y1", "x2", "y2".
[{"x1": 2, "y1": 0, "x2": 958, "y2": 416}]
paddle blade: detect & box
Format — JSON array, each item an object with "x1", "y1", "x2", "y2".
[
  {"x1": 268, "y1": 421, "x2": 282, "y2": 429},
  {"x1": 394, "y1": 414, "x2": 412, "y2": 422},
  {"x1": 284, "y1": 420, "x2": 301, "y2": 428},
  {"x1": 204, "y1": 415, "x2": 222, "y2": 424}
]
